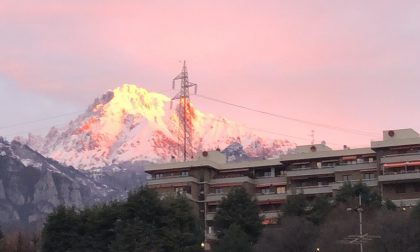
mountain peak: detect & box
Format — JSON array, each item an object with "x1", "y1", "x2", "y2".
[{"x1": 19, "y1": 84, "x2": 295, "y2": 169}]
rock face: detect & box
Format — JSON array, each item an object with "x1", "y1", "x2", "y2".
[
  {"x1": 0, "y1": 138, "x2": 111, "y2": 230},
  {"x1": 17, "y1": 84, "x2": 295, "y2": 170}
]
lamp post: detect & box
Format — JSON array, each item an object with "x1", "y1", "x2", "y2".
[{"x1": 339, "y1": 194, "x2": 380, "y2": 252}]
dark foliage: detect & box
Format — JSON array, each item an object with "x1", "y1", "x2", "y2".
[
  {"x1": 213, "y1": 224, "x2": 253, "y2": 252},
  {"x1": 41, "y1": 188, "x2": 202, "y2": 252},
  {"x1": 255, "y1": 217, "x2": 318, "y2": 252},
  {"x1": 214, "y1": 187, "x2": 262, "y2": 244}
]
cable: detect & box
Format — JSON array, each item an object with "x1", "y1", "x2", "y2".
[
  {"x1": 195, "y1": 94, "x2": 377, "y2": 137},
  {"x1": 0, "y1": 111, "x2": 82, "y2": 130},
  {"x1": 202, "y1": 116, "x2": 345, "y2": 148}
]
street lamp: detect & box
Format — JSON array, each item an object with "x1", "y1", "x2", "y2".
[{"x1": 339, "y1": 194, "x2": 380, "y2": 252}]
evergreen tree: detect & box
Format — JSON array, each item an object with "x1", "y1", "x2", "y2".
[
  {"x1": 41, "y1": 206, "x2": 81, "y2": 252},
  {"x1": 214, "y1": 187, "x2": 262, "y2": 243},
  {"x1": 213, "y1": 224, "x2": 252, "y2": 252},
  {"x1": 336, "y1": 182, "x2": 382, "y2": 208},
  {"x1": 160, "y1": 196, "x2": 202, "y2": 252},
  {"x1": 110, "y1": 188, "x2": 164, "y2": 252},
  {"x1": 283, "y1": 194, "x2": 308, "y2": 217}
]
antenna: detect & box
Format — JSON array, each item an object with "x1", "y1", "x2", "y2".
[
  {"x1": 310, "y1": 130, "x2": 315, "y2": 145},
  {"x1": 171, "y1": 61, "x2": 198, "y2": 161}
]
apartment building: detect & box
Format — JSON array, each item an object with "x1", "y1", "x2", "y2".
[{"x1": 145, "y1": 128, "x2": 420, "y2": 239}]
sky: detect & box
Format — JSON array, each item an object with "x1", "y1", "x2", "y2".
[{"x1": 1, "y1": 0, "x2": 420, "y2": 149}]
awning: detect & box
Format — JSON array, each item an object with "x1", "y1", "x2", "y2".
[
  {"x1": 210, "y1": 183, "x2": 242, "y2": 188},
  {"x1": 384, "y1": 161, "x2": 420, "y2": 168},
  {"x1": 342, "y1": 156, "x2": 357, "y2": 161},
  {"x1": 148, "y1": 182, "x2": 188, "y2": 188},
  {"x1": 257, "y1": 200, "x2": 284, "y2": 205},
  {"x1": 256, "y1": 183, "x2": 286, "y2": 188},
  {"x1": 219, "y1": 169, "x2": 249, "y2": 173},
  {"x1": 321, "y1": 159, "x2": 339, "y2": 163}
]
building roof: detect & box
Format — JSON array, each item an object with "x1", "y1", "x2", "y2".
[{"x1": 371, "y1": 129, "x2": 420, "y2": 149}]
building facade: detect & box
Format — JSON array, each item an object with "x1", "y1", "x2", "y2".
[{"x1": 145, "y1": 128, "x2": 420, "y2": 240}]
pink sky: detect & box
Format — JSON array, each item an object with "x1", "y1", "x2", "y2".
[{"x1": 1, "y1": 0, "x2": 420, "y2": 148}]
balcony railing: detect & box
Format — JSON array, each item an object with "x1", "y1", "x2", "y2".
[
  {"x1": 287, "y1": 184, "x2": 333, "y2": 195},
  {"x1": 254, "y1": 176, "x2": 287, "y2": 185},
  {"x1": 209, "y1": 176, "x2": 253, "y2": 185},
  {"x1": 379, "y1": 170, "x2": 420, "y2": 182},
  {"x1": 206, "y1": 193, "x2": 227, "y2": 202},
  {"x1": 381, "y1": 152, "x2": 420, "y2": 164},
  {"x1": 255, "y1": 193, "x2": 287, "y2": 201},
  {"x1": 287, "y1": 167, "x2": 334, "y2": 177},
  {"x1": 334, "y1": 162, "x2": 377, "y2": 172},
  {"x1": 331, "y1": 179, "x2": 378, "y2": 190},
  {"x1": 146, "y1": 175, "x2": 198, "y2": 185}
]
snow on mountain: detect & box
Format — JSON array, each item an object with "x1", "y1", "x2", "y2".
[
  {"x1": 17, "y1": 84, "x2": 295, "y2": 170},
  {"x1": 0, "y1": 138, "x2": 114, "y2": 229}
]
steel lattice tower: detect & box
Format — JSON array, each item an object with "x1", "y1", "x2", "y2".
[{"x1": 172, "y1": 61, "x2": 198, "y2": 161}]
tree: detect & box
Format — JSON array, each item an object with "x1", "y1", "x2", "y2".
[
  {"x1": 214, "y1": 187, "x2": 262, "y2": 243},
  {"x1": 213, "y1": 224, "x2": 252, "y2": 252},
  {"x1": 160, "y1": 196, "x2": 202, "y2": 252},
  {"x1": 255, "y1": 216, "x2": 318, "y2": 252},
  {"x1": 336, "y1": 182, "x2": 382, "y2": 208},
  {"x1": 111, "y1": 188, "x2": 165, "y2": 252},
  {"x1": 411, "y1": 201, "x2": 420, "y2": 220},
  {"x1": 283, "y1": 195, "x2": 332, "y2": 225},
  {"x1": 306, "y1": 196, "x2": 332, "y2": 225},
  {"x1": 41, "y1": 206, "x2": 82, "y2": 252},
  {"x1": 283, "y1": 194, "x2": 308, "y2": 217}
]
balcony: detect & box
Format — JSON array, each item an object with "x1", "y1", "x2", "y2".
[
  {"x1": 379, "y1": 170, "x2": 420, "y2": 182},
  {"x1": 206, "y1": 193, "x2": 227, "y2": 202},
  {"x1": 254, "y1": 176, "x2": 287, "y2": 186},
  {"x1": 334, "y1": 162, "x2": 377, "y2": 172},
  {"x1": 381, "y1": 153, "x2": 420, "y2": 164},
  {"x1": 259, "y1": 210, "x2": 281, "y2": 219},
  {"x1": 255, "y1": 193, "x2": 287, "y2": 202},
  {"x1": 391, "y1": 198, "x2": 420, "y2": 207},
  {"x1": 331, "y1": 179, "x2": 378, "y2": 190},
  {"x1": 287, "y1": 184, "x2": 333, "y2": 195},
  {"x1": 206, "y1": 212, "x2": 216, "y2": 221},
  {"x1": 287, "y1": 167, "x2": 334, "y2": 177},
  {"x1": 209, "y1": 176, "x2": 253, "y2": 186},
  {"x1": 147, "y1": 175, "x2": 198, "y2": 186}
]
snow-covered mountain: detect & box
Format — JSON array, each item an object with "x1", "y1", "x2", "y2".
[{"x1": 18, "y1": 84, "x2": 295, "y2": 170}]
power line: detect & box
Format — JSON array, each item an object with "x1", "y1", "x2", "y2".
[
  {"x1": 204, "y1": 116, "x2": 345, "y2": 148},
  {"x1": 195, "y1": 94, "x2": 377, "y2": 137},
  {"x1": 0, "y1": 111, "x2": 82, "y2": 130}
]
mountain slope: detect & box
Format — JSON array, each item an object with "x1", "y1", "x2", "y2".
[
  {"x1": 0, "y1": 138, "x2": 112, "y2": 229},
  {"x1": 18, "y1": 84, "x2": 294, "y2": 170}
]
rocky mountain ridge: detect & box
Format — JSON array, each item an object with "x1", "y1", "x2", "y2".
[{"x1": 18, "y1": 84, "x2": 295, "y2": 170}]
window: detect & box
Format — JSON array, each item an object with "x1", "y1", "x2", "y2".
[
  {"x1": 317, "y1": 162, "x2": 322, "y2": 168},
  {"x1": 368, "y1": 157, "x2": 375, "y2": 163},
  {"x1": 215, "y1": 188, "x2": 224, "y2": 194},
  {"x1": 156, "y1": 173, "x2": 164, "y2": 179},
  {"x1": 343, "y1": 175, "x2": 352, "y2": 181},
  {"x1": 181, "y1": 171, "x2": 189, "y2": 177},
  {"x1": 396, "y1": 184, "x2": 406, "y2": 194},
  {"x1": 263, "y1": 171, "x2": 271, "y2": 177},
  {"x1": 363, "y1": 173, "x2": 376, "y2": 180},
  {"x1": 175, "y1": 187, "x2": 184, "y2": 194},
  {"x1": 276, "y1": 186, "x2": 286, "y2": 194},
  {"x1": 357, "y1": 158, "x2": 364, "y2": 164},
  {"x1": 261, "y1": 188, "x2": 274, "y2": 195}
]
